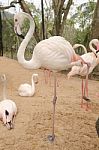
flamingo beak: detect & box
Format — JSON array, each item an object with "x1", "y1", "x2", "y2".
[
  {"x1": 6, "y1": 121, "x2": 14, "y2": 130},
  {"x1": 96, "y1": 43, "x2": 99, "y2": 53},
  {"x1": 16, "y1": 33, "x2": 25, "y2": 39},
  {"x1": 14, "y1": 24, "x2": 25, "y2": 39},
  {"x1": 35, "y1": 81, "x2": 38, "y2": 84}
]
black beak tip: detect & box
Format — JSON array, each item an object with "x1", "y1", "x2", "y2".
[{"x1": 16, "y1": 33, "x2": 25, "y2": 39}]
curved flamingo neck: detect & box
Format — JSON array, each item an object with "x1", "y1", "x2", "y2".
[
  {"x1": 3, "y1": 79, "x2": 7, "y2": 100},
  {"x1": 78, "y1": 44, "x2": 87, "y2": 54},
  {"x1": 73, "y1": 44, "x2": 87, "y2": 54},
  {"x1": 17, "y1": 15, "x2": 34, "y2": 61},
  {"x1": 89, "y1": 40, "x2": 96, "y2": 54},
  {"x1": 17, "y1": 14, "x2": 40, "y2": 69},
  {"x1": 72, "y1": 44, "x2": 87, "y2": 62},
  {"x1": 31, "y1": 74, "x2": 35, "y2": 91}
]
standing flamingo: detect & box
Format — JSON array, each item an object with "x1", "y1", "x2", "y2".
[
  {"x1": 68, "y1": 40, "x2": 99, "y2": 110},
  {"x1": 14, "y1": 12, "x2": 89, "y2": 141}
]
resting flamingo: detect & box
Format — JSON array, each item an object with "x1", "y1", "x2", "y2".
[
  {"x1": 68, "y1": 40, "x2": 99, "y2": 110},
  {"x1": 0, "y1": 74, "x2": 17, "y2": 129},
  {"x1": 14, "y1": 12, "x2": 90, "y2": 141},
  {"x1": 18, "y1": 73, "x2": 38, "y2": 97}
]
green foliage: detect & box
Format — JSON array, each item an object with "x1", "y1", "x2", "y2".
[
  {"x1": 1, "y1": 0, "x2": 97, "y2": 58},
  {"x1": 71, "y1": 0, "x2": 96, "y2": 29},
  {"x1": 26, "y1": 2, "x2": 41, "y2": 28},
  {"x1": 2, "y1": 18, "x2": 15, "y2": 50},
  {"x1": 71, "y1": 0, "x2": 96, "y2": 45}
]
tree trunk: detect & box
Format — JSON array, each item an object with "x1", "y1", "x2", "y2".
[
  {"x1": 0, "y1": 11, "x2": 3, "y2": 56},
  {"x1": 52, "y1": 0, "x2": 73, "y2": 36},
  {"x1": 19, "y1": 0, "x2": 41, "y2": 42},
  {"x1": 91, "y1": 0, "x2": 99, "y2": 75},
  {"x1": 91, "y1": 0, "x2": 99, "y2": 39}
]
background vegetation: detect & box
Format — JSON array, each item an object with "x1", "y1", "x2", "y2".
[{"x1": 0, "y1": 0, "x2": 99, "y2": 78}]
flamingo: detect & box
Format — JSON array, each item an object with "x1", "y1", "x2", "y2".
[
  {"x1": 18, "y1": 73, "x2": 38, "y2": 97},
  {"x1": 0, "y1": 74, "x2": 17, "y2": 129},
  {"x1": 67, "y1": 40, "x2": 99, "y2": 110},
  {"x1": 14, "y1": 12, "x2": 89, "y2": 141}
]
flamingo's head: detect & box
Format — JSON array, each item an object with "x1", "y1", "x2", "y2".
[
  {"x1": 3, "y1": 110, "x2": 14, "y2": 130},
  {"x1": 14, "y1": 12, "x2": 35, "y2": 40},
  {"x1": 89, "y1": 39, "x2": 99, "y2": 58},
  {"x1": 92, "y1": 39, "x2": 99, "y2": 47},
  {"x1": 14, "y1": 12, "x2": 26, "y2": 39},
  {"x1": 91, "y1": 39, "x2": 99, "y2": 57},
  {"x1": 33, "y1": 74, "x2": 39, "y2": 84},
  {"x1": 1, "y1": 74, "x2": 6, "y2": 82}
]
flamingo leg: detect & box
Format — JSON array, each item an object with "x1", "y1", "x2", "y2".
[
  {"x1": 43, "y1": 69, "x2": 52, "y2": 85},
  {"x1": 48, "y1": 72, "x2": 57, "y2": 142},
  {"x1": 81, "y1": 78, "x2": 84, "y2": 108},
  {"x1": 82, "y1": 66, "x2": 91, "y2": 111},
  {"x1": 84, "y1": 73, "x2": 89, "y2": 98},
  {"x1": 44, "y1": 69, "x2": 59, "y2": 87},
  {"x1": 48, "y1": 70, "x2": 52, "y2": 86},
  {"x1": 44, "y1": 69, "x2": 48, "y2": 84}
]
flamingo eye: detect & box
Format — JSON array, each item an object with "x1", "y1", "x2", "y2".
[{"x1": 15, "y1": 19, "x2": 17, "y2": 22}]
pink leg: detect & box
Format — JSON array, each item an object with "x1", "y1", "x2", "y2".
[
  {"x1": 48, "y1": 70, "x2": 52, "y2": 86},
  {"x1": 44, "y1": 69, "x2": 59, "y2": 87},
  {"x1": 48, "y1": 72, "x2": 57, "y2": 142},
  {"x1": 43, "y1": 69, "x2": 52, "y2": 85},
  {"x1": 85, "y1": 77, "x2": 91, "y2": 110},
  {"x1": 82, "y1": 67, "x2": 91, "y2": 111},
  {"x1": 56, "y1": 76, "x2": 59, "y2": 87},
  {"x1": 44, "y1": 69, "x2": 50, "y2": 84},
  {"x1": 85, "y1": 75, "x2": 88, "y2": 97},
  {"x1": 81, "y1": 78, "x2": 84, "y2": 108},
  {"x1": 44, "y1": 69, "x2": 48, "y2": 84}
]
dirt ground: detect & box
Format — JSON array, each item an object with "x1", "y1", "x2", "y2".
[{"x1": 0, "y1": 56, "x2": 99, "y2": 150}]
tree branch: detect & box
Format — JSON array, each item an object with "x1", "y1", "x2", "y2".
[
  {"x1": 0, "y1": 4, "x2": 15, "y2": 11},
  {"x1": 61, "y1": 0, "x2": 73, "y2": 34}
]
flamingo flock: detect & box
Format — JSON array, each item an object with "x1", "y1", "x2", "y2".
[
  {"x1": 68, "y1": 40, "x2": 99, "y2": 110},
  {"x1": 0, "y1": 11, "x2": 99, "y2": 140},
  {"x1": 13, "y1": 12, "x2": 99, "y2": 140}
]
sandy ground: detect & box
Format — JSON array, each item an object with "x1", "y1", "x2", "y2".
[{"x1": 0, "y1": 56, "x2": 99, "y2": 150}]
